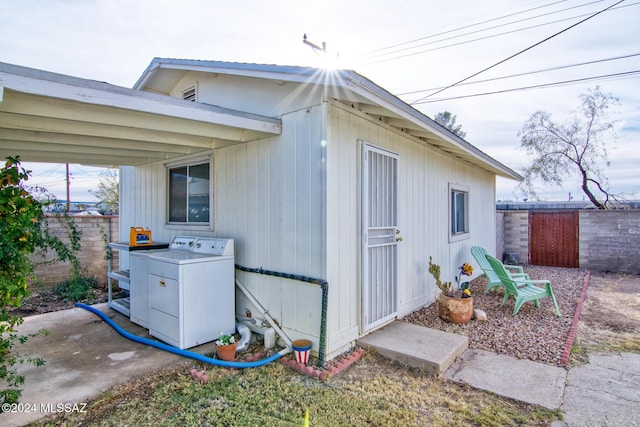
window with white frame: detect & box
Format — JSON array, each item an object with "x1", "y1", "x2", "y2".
[
  {"x1": 168, "y1": 159, "x2": 211, "y2": 224},
  {"x1": 449, "y1": 183, "x2": 469, "y2": 241}
]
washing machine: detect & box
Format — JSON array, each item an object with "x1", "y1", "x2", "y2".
[
  {"x1": 146, "y1": 237, "x2": 235, "y2": 349},
  {"x1": 129, "y1": 236, "x2": 197, "y2": 328}
]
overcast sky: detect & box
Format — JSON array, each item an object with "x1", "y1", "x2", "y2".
[{"x1": 1, "y1": 0, "x2": 638, "y2": 203}]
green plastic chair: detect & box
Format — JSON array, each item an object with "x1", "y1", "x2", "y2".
[
  {"x1": 471, "y1": 246, "x2": 530, "y2": 293},
  {"x1": 486, "y1": 255, "x2": 561, "y2": 316}
]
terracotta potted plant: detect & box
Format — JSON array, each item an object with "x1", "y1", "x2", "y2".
[
  {"x1": 215, "y1": 333, "x2": 237, "y2": 361},
  {"x1": 428, "y1": 257, "x2": 474, "y2": 323}
]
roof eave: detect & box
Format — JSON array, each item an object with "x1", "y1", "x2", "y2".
[
  {"x1": 344, "y1": 71, "x2": 523, "y2": 181},
  {"x1": 1, "y1": 62, "x2": 282, "y2": 135},
  {"x1": 134, "y1": 58, "x2": 523, "y2": 181}
]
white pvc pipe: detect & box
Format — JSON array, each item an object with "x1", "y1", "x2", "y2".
[
  {"x1": 235, "y1": 278, "x2": 293, "y2": 348},
  {"x1": 235, "y1": 322, "x2": 252, "y2": 352}
]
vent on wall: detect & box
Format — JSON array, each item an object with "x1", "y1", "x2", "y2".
[{"x1": 181, "y1": 85, "x2": 197, "y2": 101}]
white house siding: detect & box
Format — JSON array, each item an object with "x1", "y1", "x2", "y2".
[
  {"x1": 215, "y1": 105, "x2": 325, "y2": 343},
  {"x1": 119, "y1": 103, "x2": 327, "y2": 349},
  {"x1": 120, "y1": 92, "x2": 497, "y2": 361},
  {"x1": 325, "y1": 100, "x2": 495, "y2": 356},
  {"x1": 170, "y1": 70, "x2": 327, "y2": 118}
]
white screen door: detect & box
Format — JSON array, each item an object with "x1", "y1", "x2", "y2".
[{"x1": 361, "y1": 144, "x2": 399, "y2": 332}]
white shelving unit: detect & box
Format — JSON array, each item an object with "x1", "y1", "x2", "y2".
[{"x1": 107, "y1": 242, "x2": 169, "y2": 316}]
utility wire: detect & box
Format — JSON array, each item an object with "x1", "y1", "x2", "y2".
[
  {"x1": 397, "y1": 52, "x2": 640, "y2": 96},
  {"x1": 355, "y1": 1, "x2": 638, "y2": 67},
  {"x1": 410, "y1": 0, "x2": 627, "y2": 104},
  {"x1": 352, "y1": 0, "x2": 570, "y2": 59},
  {"x1": 355, "y1": 0, "x2": 602, "y2": 63},
  {"x1": 409, "y1": 69, "x2": 640, "y2": 104}
]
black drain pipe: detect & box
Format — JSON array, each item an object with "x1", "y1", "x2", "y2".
[{"x1": 235, "y1": 264, "x2": 328, "y2": 366}]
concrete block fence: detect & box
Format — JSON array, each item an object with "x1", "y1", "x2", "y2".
[
  {"x1": 31, "y1": 215, "x2": 119, "y2": 287},
  {"x1": 578, "y1": 210, "x2": 640, "y2": 274},
  {"x1": 496, "y1": 209, "x2": 640, "y2": 274}
]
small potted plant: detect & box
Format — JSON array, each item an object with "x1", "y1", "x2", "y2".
[
  {"x1": 215, "y1": 333, "x2": 237, "y2": 361},
  {"x1": 429, "y1": 257, "x2": 474, "y2": 323}
]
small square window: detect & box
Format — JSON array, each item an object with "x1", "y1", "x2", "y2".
[
  {"x1": 449, "y1": 184, "x2": 469, "y2": 241},
  {"x1": 168, "y1": 160, "x2": 210, "y2": 224}
]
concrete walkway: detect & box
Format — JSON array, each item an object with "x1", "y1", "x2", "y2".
[
  {"x1": 359, "y1": 320, "x2": 640, "y2": 425},
  {"x1": 2, "y1": 304, "x2": 201, "y2": 427},
  {"x1": 358, "y1": 321, "x2": 566, "y2": 409},
  {"x1": 443, "y1": 348, "x2": 566, "y2": 410},
  {"x1": 553, "y1": 352, "x2": 640, "y2": 427}
]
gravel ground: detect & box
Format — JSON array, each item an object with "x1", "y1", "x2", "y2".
[{"x1": 403, "y1": 266, "x2": 586, "y2": 366}]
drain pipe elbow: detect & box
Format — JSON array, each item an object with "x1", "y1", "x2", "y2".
[{"x1": 235, "y1": 321, "x2": 251, "y2": 352}]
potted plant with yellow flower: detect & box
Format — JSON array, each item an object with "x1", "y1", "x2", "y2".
[{"x1": 428, "y1": 257, "x2": 474, "y2": 323}]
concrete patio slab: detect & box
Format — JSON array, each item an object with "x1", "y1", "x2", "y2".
[
  {"x1": 443, "y1": 348, "x2": 567, "y2": 410},
  {"x1": 2, "y1": 304, "x2": 199, "y2": 427},
  {"x1": 357, "y1": 321, "x2": 469, "y2": 375},
  {"x1": 553, "y1": 352, "x2": 640, "y2": 426}
]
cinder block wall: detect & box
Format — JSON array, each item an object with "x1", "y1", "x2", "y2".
[
  {"x1": 501, "y1": 211, "x2": 529, "y2": 264},
  {"x1": 498, "y1": 209, "x2": 640, "y2": 274},
  {"x1": 31, "y1": 215, "x2": 119, "y2": 287},
  {"x1": 579, "y1": 210, "x2": 640, "y2": 273},
  {"x1": 496, "y1": 211, "x2": 505, "y2": 261}
]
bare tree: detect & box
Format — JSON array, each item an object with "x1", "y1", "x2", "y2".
[
  {"x1": 518, "y1": 86, "x2": 620, "y2": 209},
  {"x1": 434, "y1": 111, "x2": 467, "y2": 139},
  {"x1": 90, "y1": 168, "x2": 119, "y2": 213}
]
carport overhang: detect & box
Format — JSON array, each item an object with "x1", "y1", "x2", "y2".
[{"x1": 0, "y1": 62, "x2": 282, "y2": 167}]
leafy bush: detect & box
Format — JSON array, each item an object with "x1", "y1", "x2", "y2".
[
  {"x1": 53, "y1": 276, "x2": 98, "y2": 302},
  {"x1": 0, "y1": 157, "x2": 72, "y2": 407}
]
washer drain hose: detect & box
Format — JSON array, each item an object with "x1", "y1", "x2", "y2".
[{"x1": 75, "y1": 303, "x2": 289, "y2": 368}]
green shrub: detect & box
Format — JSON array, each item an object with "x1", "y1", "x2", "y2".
[
  {"x1": 0, "y1": 156, "x2": 72, "y2": 408},
  {"x1": 52, "y1": 276, "x2": 98, "y2": 302}
]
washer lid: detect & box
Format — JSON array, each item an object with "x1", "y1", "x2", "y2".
[{"x1": 147, "y1": 250, "x2": 233, "y2": 264}]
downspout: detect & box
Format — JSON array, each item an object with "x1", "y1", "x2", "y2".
[
  {"x1": 75, "y1": 303, "x2": 289, "y2": 368},
  {"x1": 235, "y1": 264, "x2": 328, "y2": 366}
]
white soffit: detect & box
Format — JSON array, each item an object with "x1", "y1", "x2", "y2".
[{"x1": 0, "y1": 62, "x2": 281, "y2": 166}]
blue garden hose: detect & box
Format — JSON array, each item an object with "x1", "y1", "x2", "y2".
[{"x1": 75, "y1": 303, "x2": 289, "y2": 368}]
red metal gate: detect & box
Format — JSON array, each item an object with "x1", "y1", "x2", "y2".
[{"x1": 529, "y1": 211, "x2": 579, "y2": 267}]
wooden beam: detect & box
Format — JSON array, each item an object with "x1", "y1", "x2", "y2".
[
  {"x1": 0, "y1": 148, "x2": 156, "y2": 166},
  {"x1": 0, "y1": 128, "x2": 210, "y2": 154},
  {"x1": 0, "y1": 139, "x2": 190, "y2": 160},
  {"x1": 0, "y1": 112, "x2": 218, "y2": 148},
  {"x1": 0, "y1": 92, "x2": 273, "y2": 142}
]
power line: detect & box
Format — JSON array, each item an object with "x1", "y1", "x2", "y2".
[
  {"x1": 397, "y1": 52, "x2": 640, "y2": 96},
  {"x1": 354, "y1": 0, "x2": 601, "y2": 63},
  {"x1": 352, "y1": 1, "x2": 638, "y2": 68},
  {"x1": 409, "y1": 69, "x2": 640, "y2": 104},
  {"x1": 409, "y1": 0, "x2": 627, "y2": 104}
]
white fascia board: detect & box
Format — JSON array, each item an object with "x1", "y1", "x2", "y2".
[
  {"x1": 344, "y1": 73, "x2": 523, "y2": 181},
  {"x1": 0, "y1": 63, "x2": 281, "y2": 135},
  {"x1": 134, "y1": 58, "x2": 353, "y2": 90}
]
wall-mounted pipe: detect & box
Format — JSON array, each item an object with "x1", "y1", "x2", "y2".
[
  {"x1": 235, "y1": 264, "x2": 328, "y2": 366},
  {"x1": 75, "y1": 303, "x2": 289, "y2": 368},
  {"x1": 237, "y1": 315, "x2": 276, "y2": 349},
  {"x1": 235, "y1": 278, "x2": 293, "y2": 348}
]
